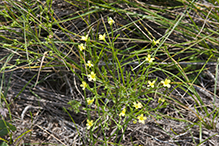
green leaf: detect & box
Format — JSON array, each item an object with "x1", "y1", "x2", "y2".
[
  {"x1": 67, "y1": 100, "x2": 81, "y2": 114},
  {"x1": 0, "y1": 120, "x2": 16, "y2": 137},
  {"x1": 0, "y1": 142, "x2": 9, "y2": 146}
]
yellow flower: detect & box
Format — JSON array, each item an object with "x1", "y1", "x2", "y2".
[
  {"x1": 158, "y1": 98, "x2": 165, "y2": 103},
  {"x1": 145, "y1": 54, "x2": 155, "y2": 63},
  {"x1": 80, "y1": 81, "x2": 87, "y2": 90},
  {"x1": 81, "y1": 34, "x2": 88, "y2": 41},
  {"x1": 133, "y1": 120, "x2": 137, "y2": 124},
  {"x1": 78, "y1": 43, "x2": 85, "y2": 51},
  {"x1": 108, "y1": 17, "x2": 115, "y2": 25},
  {"x1": 133, "y1": 101, "x2": 143, "y2": 109},
  {"x1": 87, "y1": 98, "x2": 94, "y2": 105},
  {"x1": 99, "y1": 33, "x2": 106, "y2": 41},
  {"x1": 148, "y1": 80, "x2": 156, "y2": 88},
  {"x1": 137, "y1": 114, "x2": 147, "y2": 124},
  {"x1": 152, "y1": 39, "x2": 160, "y2": 46},
  {"x1": 86, "y1": 119, "x2": 93, "y2": 129},
  {"x1": 161, "y1": 78, "x2": 171, "y2": 88},
  {"x1": 87, "y1": 71, "x2": 96, "y2": 81},
  {"x1": 86, "y1": 60, "x2": 93, "y2": 68},
  {"x1": 119, "y1": 108, "x2": 126, "y2": 117}
]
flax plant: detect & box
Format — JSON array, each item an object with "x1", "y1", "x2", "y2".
[{"x1": 77, "y1": 17, "x2": 173, "y2": 145}]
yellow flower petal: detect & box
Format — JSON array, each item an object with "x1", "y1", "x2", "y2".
[
  {"x1": 152, "y1": 39, "x2": 160, "y2": 46},
  {"x1": 88, "y1": 71, "x2": 96, "y2": 81},
  {"x1": 80, "y1": 81, "x2": 87, "y2": 90},
  {"x1": 158, "y1": 98, "x2": 165, "y2": 103},
  {"x1": 119, "y1": 108, "x2": 126, "y2": 117},
  {"x1": 99, "y1": 33, "x2": 106, "y2": 41},
  {"x1": 137, "y1": 114, "x2": 147, "y2": 124},
  {"x1": 145, "y1": 54, "x2": 155, "y2": 63},
  {"x1": 148, "y1": 80, "x2": 156, "y2": 88},
  {"x1": 108, "y1": 17, "x2": 115, "y2": 25},
  {"x1": 133, "y1": 101, "x2": 143, "y2": 109},
  {"x1": 78, "y1": 43, "x2": 85, "y2": 51},
  {"x1": 87, "y1": 98, "x2": 94, "y2": 105},
  {"x1": 81, "y1": 35, "x2": 88, "y2": 41},
  {"x1": 161, "y1": 78, "x2": 171, "y2": 88},
  {"x1": 86, "y1": 60, "x2": 93, "y2": 68},
  {"x1": 86, "y1": 119, "x2": 93, "y2": 129}
]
